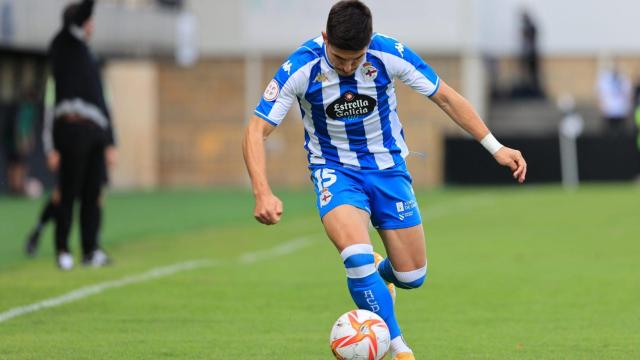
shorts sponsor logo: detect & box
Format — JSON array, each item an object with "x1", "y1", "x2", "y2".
[
  {"x1": 396, "y1": 200, "x2": 417, "y2": 221},
  {"x1": 263, "y1": 79, "x2": 280, "y2": 102},
  {"x1": 326, "y1": 92, "x2": 377, "y2": 120}
]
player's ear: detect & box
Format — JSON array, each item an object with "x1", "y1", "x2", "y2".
[{"x1": 322, "y1": 31, "x2": 328, "y2": 43}]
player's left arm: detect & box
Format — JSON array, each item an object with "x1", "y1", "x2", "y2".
[{"x1": 430, "y1": 81, "x2": 527, "y2": 183}]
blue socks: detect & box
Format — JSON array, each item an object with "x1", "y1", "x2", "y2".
[{"x1": 341, "y1": 244, "x2": 402, "y2": 339}]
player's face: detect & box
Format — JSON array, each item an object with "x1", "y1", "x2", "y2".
[{"x1": 324, "y1": 35, "x2": 368, "y2": 77}]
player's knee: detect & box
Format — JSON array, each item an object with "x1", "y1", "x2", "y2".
[{"x1": 393, "y1": 265, "x2": 427, "y2": 289}]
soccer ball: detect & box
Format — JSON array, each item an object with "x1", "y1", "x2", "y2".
[{"x1": 329, "y1": 309, "x2": 390, "y2": 360}]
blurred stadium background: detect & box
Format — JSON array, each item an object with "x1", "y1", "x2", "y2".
[
  {"x1": 0, "y1": 1, "x2": 639, "y2": 359},
  {"x1": 1, "y1": 0, "x2": 639, "y2": 191}
]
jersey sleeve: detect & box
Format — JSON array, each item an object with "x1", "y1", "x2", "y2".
[
  {"x1": 369, "y1": 34, "x2": 440, "y2": 98},
  {"x1": 254, "y1": 48, "x2": 316, "y2": 126}
]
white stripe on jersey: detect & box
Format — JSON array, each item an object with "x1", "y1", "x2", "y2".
[
  {"x1": 386, "y1": 83, "x2": 409, "y2": 158},
  {"x1": 320, "y1": 59, "x2": 360, "y2": 167},
  {"x1": 389, "y1": 110, "x2": 409, "y2": 158},
  {"x1": 354, "y1": 69, "x2": 395, "y2": 170}
]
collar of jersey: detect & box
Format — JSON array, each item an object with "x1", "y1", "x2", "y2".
[
  {"x1": 321, "y1": 43, "x2": 336, "y2": 71},
  {"x1": 322, "y1": 42, "x2": 372, "y2": 79}
]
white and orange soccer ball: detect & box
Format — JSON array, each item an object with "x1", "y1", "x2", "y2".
[{"x1": 329, "y1": 309, "x2": 390, "y2": 360}]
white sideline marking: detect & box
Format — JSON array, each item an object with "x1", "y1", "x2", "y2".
[
  {"x1": 0, "y1": 237, "x2": 316, "y2": 324},
  {"x1": 239, "y1": 236, "x2": 316, "y2": 264}
]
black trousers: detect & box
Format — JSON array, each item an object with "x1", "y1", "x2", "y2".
[{"x1": 53, "y1": 120, "x2": 107, "y2": 256}]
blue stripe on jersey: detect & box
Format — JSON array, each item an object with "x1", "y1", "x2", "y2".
[
  {"x1": 299, "y1": 103, "x2": 313, "y2": 164},
  {"x1": 305, "y1": 62, "x2": 339, "y2": 163},
  {"x1": 367, "y1": 53, "x2": 404, "y2": 167},
  {"x1": 370, "y1": 33, "x2": 439, "y2": 87},
  {"x1": 338, "y1": 75, "x2": 377, "y2": 169},
  {"x1": 343, "y1": 253, "x2": 375, "y2": 268},
  {"x1": 255, "y1": 46, "x2": 318, "y2": 123}
]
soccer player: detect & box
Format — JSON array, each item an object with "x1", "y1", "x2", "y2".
[{"x1": 242, "y1": 1, "x2": 527, "y2": 358}]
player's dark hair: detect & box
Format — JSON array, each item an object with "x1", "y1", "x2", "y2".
[{"x1": 326, "y1": 0, "x2": 373, "y2": 51}]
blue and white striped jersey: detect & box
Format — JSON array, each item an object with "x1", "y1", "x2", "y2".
[{"x1": 255, "y1": 33, "x2": 440, "y2": 170}]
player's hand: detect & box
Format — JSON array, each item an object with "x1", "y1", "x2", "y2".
[
  {"x1": 254, "y1": 193, "x2": 283, "y2": 225},
  {"x1": 105, "y1": 146, "x2": 117, "y2": 168},
  {"x1": 493, "y1": 147, "x2": 527, "y2": 183},
  {"x1": 47, "y1": 151, "x2": 60, "y2": 172}
]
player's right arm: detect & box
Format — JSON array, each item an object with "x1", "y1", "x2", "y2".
[
  {"x1": 242, "y1": 44, "x2": 316, "y2": 224},
  {"x1": 242, "y1": 115, "x2": 283, "y2": 225}
]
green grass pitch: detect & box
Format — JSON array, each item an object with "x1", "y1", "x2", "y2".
[{"x1": 0, "y1": 184, "x2": 639, "y2": 359}]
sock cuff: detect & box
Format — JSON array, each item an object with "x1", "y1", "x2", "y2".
[
  {"x1": 341, "y1": 243, "x2": 376, "y2": 279},
  {"x1": 392, "y1": 264, "x2": 427, "y2": 283},
  {"x1": 340, "y1": 243, "x2": 373, "y2": 261}
]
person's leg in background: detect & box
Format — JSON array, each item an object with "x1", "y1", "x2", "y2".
[
  {"x1": 25, "y1": 189, "x2": 60, "y2": 257},
  {"x1": 54, "y1": 123, "x2": 89, "y2": 270},
  {"x1": 80, "y1": 128, "x2": 110, "y2": 266}
]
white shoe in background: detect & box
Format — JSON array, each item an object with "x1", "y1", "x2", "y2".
[
  {"x1": 57, "y1": 252, "x2": 74, "y2": 271},
  {"x1": 84, "y1": 249, "x2": 111, "y2": 267}
]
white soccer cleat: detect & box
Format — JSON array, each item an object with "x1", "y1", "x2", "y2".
[{"x1": 57, "y1": 252, "x2": 74, "y2": 271}]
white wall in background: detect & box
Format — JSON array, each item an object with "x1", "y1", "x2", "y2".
[
  {"x1": 0, "y1": 0, "x2": 178, "y2": 55},
  {"x1": 191, "y1": 0, "x2": 640, "y2": 56}
]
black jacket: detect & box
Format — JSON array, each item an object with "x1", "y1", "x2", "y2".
[{"x1": 49, "y1": 0, "x2": 115, "y2": 145}]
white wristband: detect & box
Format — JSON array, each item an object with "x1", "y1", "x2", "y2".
[{"x1": 480, "y1": 133, "x2": 503, "y2": 155}]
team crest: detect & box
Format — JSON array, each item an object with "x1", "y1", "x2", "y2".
[
  {"x1": 315, "y1": 73, "x2": 328, "y2": 82},
  {"x1": 263, "y1": 79, "x2": 280, "y2": 102},
  {"x1": 361, "y1": 62, "x2": 378, "y2": 81},
  {"x1": 320, "y1": 187, "x2": 333, "y2": 207}
]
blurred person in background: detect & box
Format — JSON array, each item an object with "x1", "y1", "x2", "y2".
[
  {"x1": 634, "y1": 73, "x2": 640, "y2": 110},
  {"x1": 518, "y1": 9, "x2": 543, "y2": 98},
  {"x1": 635, "y1": 75, "x2": 640, "y2": 175},
  {"x1": 47, "y1": 0, "x2": 117, "y2": 270},
  {"x1": 597, "y1": 60, "x2": 632, "y2": 136},
  {"x1": 1, "y1": 103, "x2": 20, "y2": 194},
  {"x1": 243, "y1": 1, "x2": 527, "y2": 359},
  {"x1": 24, "y1": 76, "x2": 111, "y2": 258},
  {"x1": 1, "y1": 89, "x2": 38, "y2": 196}
]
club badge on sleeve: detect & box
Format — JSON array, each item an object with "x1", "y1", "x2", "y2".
[{"x1": 263, "y1": 79, "x2": 280, "y2": 102}]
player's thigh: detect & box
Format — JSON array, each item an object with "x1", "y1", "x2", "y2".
[
  {"x1": 322, "y1": 205, "x2": 372, "y2": 252},
  {"x1": 378, "y1": 224, "x2": 426, "y2": 271},
  {"x1": 310, "y1": 165, "x2": 372, "y2": 252}
]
